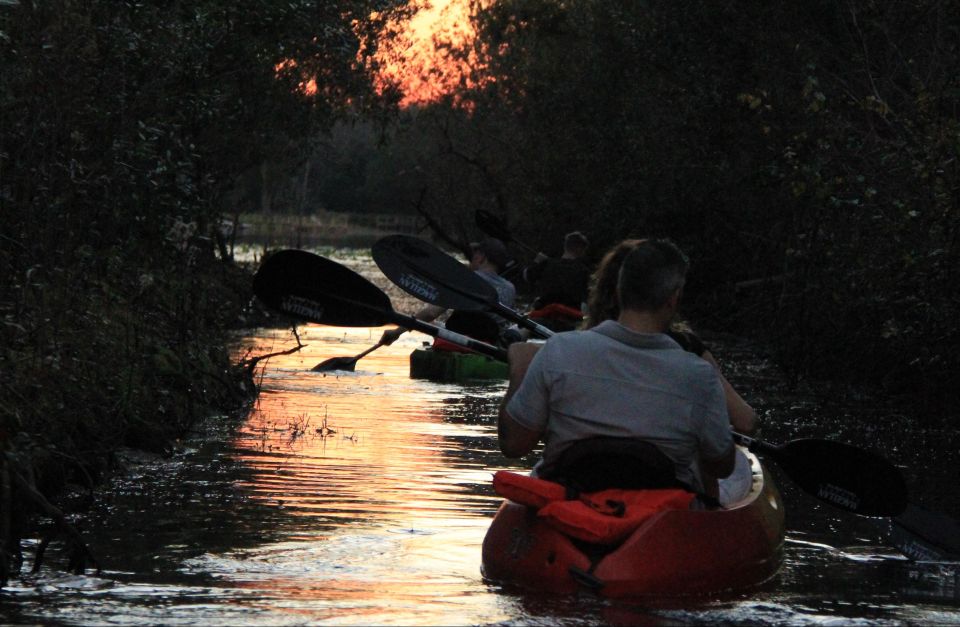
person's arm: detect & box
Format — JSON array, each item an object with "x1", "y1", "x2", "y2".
[
  {"x1": 701, "y1": 350, "x2": 759, "y2": 435},
  {"x1": 379, "y1": 304, "x2": 448, "y2": 345},
  {"x1": 497, "y1": 342, "x2": 543, "y2": 458},
  {"x1": 697, "y1": 371, "x2": 737, "y2": 480}
]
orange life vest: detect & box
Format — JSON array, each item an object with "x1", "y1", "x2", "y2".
[
  {"x1": 493, "y1": 470, "x2": 695, "y2": 545},
  {"x1": 528, "y1": 303, "x2": 584, "y2": 322}
]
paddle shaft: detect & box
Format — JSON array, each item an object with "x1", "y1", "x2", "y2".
[
  {"x1": 492, "y1": 302, "x2": 555, "y2": 339},
  {"x1": 345, "y1": 295, "x2": 508, "y2": 362},
  {"x1": 352, "y1": 343, "x2": 384, "y2": 361}
]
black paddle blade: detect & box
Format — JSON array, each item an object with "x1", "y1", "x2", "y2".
[
  {"x1": 311, "y1": 356, "x2": 359, "y2": 372},
  {"x1": 372, "y1": 235, "x2": 497, "y2": 311},
  {"x1": 312, "y1": 342, "x2": 383, "y2": 373},
  {"x1": 768, "y1": 438, "x2": 908, "y2": 517},
  {"x1": 253, "y1": 249, "x2": 392, "y2": 327},
  {"x1": 891, "y1": 504, "x2": 960, "y2": 561}
]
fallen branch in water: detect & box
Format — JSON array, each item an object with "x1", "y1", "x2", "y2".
[
  {"x1": 239, "y1": 325, "x2": 306, "y2": 380},
  {"x1": 4, "y1": 452, "x2": 101, "y2": 579}
]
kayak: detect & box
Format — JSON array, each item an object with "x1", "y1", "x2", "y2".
[
  {"x1": 481, "y1": 448, "x2": 785, "y2": 597},
  {"x1": 409, "y1": 345, "x2": 508, "y2": 382}
]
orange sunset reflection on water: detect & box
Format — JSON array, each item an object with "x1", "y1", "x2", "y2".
[
  {"x1": 233, "y1": 324, "x2": 505, "y2": 524},
  {"x1": 221, "y1": 323, "x2": 515, "y2": 619}
]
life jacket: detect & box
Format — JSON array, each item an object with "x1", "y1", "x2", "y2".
[
  {"x1": 528, "y1": 302, "x2": 584, "y2": 322},
  {"x1": 493, "y1": 470, "x2": 695, "y2": 545}
]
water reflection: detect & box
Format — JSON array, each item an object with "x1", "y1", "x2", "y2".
[
  {"x1": 234, "y1": 325, "x2": 505, "y2": 526},
  {"x1": 206, "y1": 324, "x2": 516, "y2": 624}
]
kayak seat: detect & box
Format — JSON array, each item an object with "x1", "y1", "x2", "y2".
[{"x1": 544, "y1": 437, "x2": 693, "y2": 493}]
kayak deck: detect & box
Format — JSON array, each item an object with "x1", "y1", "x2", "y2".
[
  {"x1": 481, "y1": 449, "x2": 785, "y2": 597},
  {"x1": 409, "y1": 346, "x2": 508, "y2": 382}
]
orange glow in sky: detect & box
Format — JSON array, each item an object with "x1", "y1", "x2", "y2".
[
  {"x1": 362, "y1": 0, "x2": 493, "y2": 108},
  {"x1": 275, "y1": 59, "x2": 318, "y2": 97}
]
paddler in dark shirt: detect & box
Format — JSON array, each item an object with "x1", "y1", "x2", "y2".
[{"x1": 522, "y1": 231, "x2": 591, "y2": 333}]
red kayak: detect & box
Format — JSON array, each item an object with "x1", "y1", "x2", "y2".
[{"x1": 481, "y1": 449, "x2": 785, "y2": 597}]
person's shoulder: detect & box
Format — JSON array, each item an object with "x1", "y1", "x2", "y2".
[
  {"x1": 666, "y1": 329, "x2": 706, "y2": 355},
  {"x1": 672, "y1": 351, "x2": 722, "y2": 394},
  {"x1": 541, "y1": 327, "x2": 593, "y2": 347}
]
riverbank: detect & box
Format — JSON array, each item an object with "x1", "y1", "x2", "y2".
[{"x1": 1, "y1": 246, "x2": 259, "y2": 586}]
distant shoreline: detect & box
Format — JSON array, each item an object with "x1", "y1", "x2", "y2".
[{"x1": 227, "y1": 211, "x2": 421, "y2": 250}]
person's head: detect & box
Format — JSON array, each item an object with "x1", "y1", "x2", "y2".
[
  {"x1": 617, "y1": 238, "x2": 689, "y2": 315},
  {"x1": 584, "y1": 239, "x2": 645, "y2": 328},
  {"x1": 470, "y1": 237, "x2": 510, "y2": 272},
  {"x1": 563, "y1": 231, "x2": 589, "y2": 258}
]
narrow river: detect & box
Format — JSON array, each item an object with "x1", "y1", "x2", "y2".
[{"x1": 3, "y1": 252, "x2": 958, "y2": 625}]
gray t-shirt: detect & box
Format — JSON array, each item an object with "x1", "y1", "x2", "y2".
[
  {"x1": 477, "y1": 269, "x2": 516, "y2": 328},
  {"x1": 505, "y1": 320, "x2": 733, "y2": 491},
  {"x1": 477, "y1": 269, "x2": 516, "y2": 308}
]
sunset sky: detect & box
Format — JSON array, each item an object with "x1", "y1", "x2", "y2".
[{"x1": 362, "y1": 0, "x2": 492, "y2": 107}]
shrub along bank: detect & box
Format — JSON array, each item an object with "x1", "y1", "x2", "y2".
[
  {"x1": 0, "y1": 0, "x2": 381, "y2": 583},
  {"x1": 0, "y1": 240, "x2": 258, "y2": 583}
]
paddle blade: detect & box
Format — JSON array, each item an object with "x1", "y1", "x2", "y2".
[
  {"x1": 372, "y1": 235, "x2": 497, "y2": 311},
  {"x1": 891, "y1": 504, "x2": 960, "y2": 561},
  {"x1": 768, "y1": 438, "x2": 908, "y2": 517},
  {"x1": 311, "y1": 356, "x2": 359, "y2": 372},
  {"x1": 253, "y1": 249, "x2": 392, "y2": 327}
]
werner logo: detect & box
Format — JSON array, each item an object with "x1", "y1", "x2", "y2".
[
  {"x1": 398, "y1": 273, "x2": 439, "y2": 302},
  {"x1": 817, "y1": 483, "x2": 860, "y2": 511},
  {"x1": 281, "y1": 295, "x2": 325, "y2": 320}
]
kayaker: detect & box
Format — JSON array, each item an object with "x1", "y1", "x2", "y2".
[
  {"x1": 581, "y1": 238, "x2": 759, "y2": 505},
  {"x1": 498, "y1": 238, "x2": 736, "y2": 499},
  {"x1": 524, "y1": 230, "x2": 591, "y2": 311},
  {"x1": 584, "y1": 239, "x2": 759, "y2": 435},
  {"x1": 379, "y1": 237, "x2": 520, "y2": 347}
]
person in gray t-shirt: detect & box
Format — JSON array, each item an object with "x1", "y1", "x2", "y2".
[
  {"x1": 379, "y1": 237, "x2": 517, "y2": 346},
  {"x1": 498, "y1": 239, "x2": 735, "y2": 496}
]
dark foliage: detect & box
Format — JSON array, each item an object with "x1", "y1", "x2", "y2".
[{"x1": 0, "y1": 0, "x2": 390, "y2": 582}]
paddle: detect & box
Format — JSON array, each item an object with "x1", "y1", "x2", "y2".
[
  {"x1": 730, "y1": 432, "x2": 907, "y2": 517},
  {"x1": 312, "y1": 342, "x2": 384, "y2": 372},
  {"x1": 475, "y1": 209, "x2": 539, "y2": 256},
  {"x1": 252, "y1": 249, "x2": 507, "y2": 362},
  {"x1": 372, "y1": 234, "x2": 555, "y2": 339}
]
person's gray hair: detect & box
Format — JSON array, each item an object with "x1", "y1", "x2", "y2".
[{"x1": 617, "y1": 239, "x2": 689, "y2": 311}]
